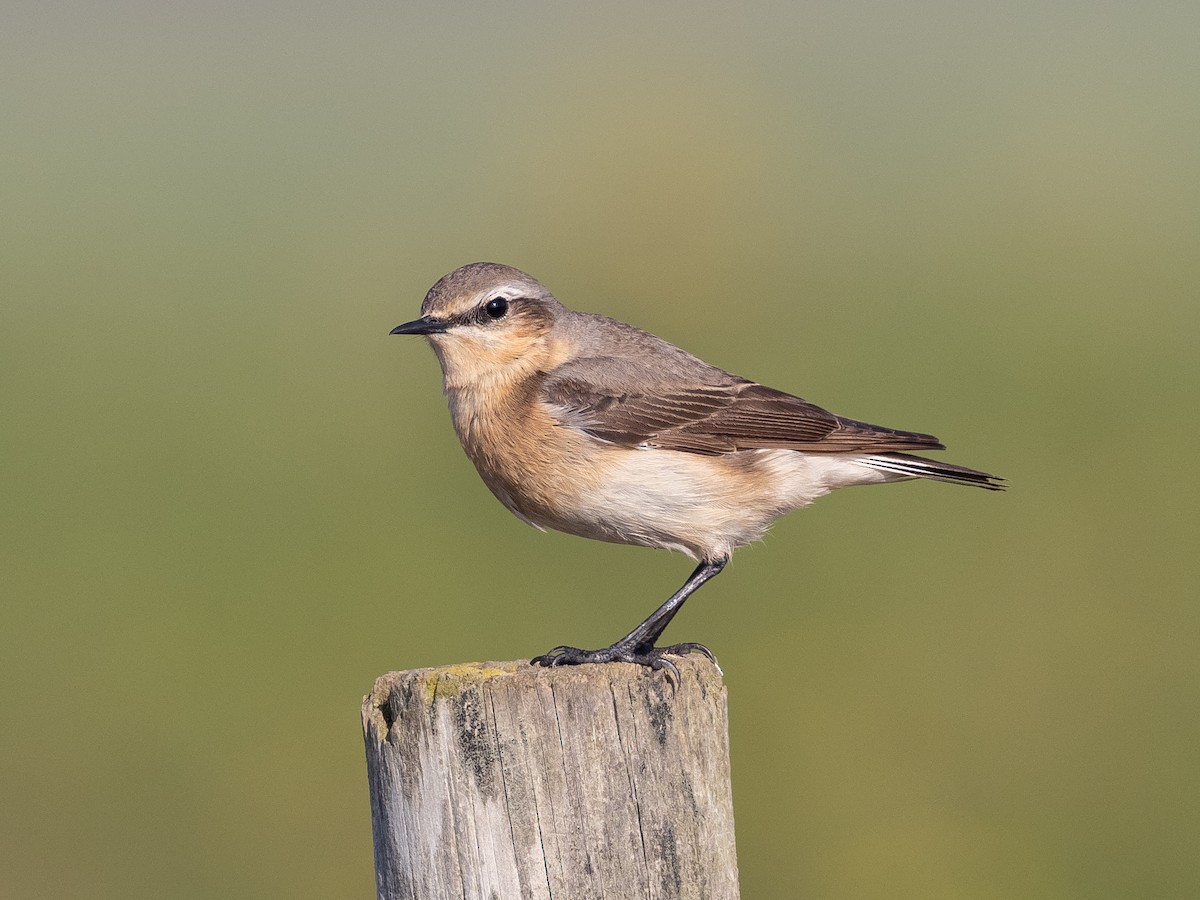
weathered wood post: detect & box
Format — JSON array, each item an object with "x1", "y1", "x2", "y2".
[{"x1": 362, "y1": 656, "x2": 739, "y2": 900}]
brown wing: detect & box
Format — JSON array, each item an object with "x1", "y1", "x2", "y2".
[{"x1": 543, "y1": 374, "x2": 946, "y2": 456}]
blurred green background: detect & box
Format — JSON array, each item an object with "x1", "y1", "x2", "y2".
[{"x1": 3, "y1": 1, "x2": 1198, "y2": 897}]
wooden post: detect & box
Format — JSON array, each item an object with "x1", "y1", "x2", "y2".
[{"x1": 361, "y1": 656, "x2": 739, "y2": 900}]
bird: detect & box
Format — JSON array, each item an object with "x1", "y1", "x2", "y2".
[{"x1": 391, "y1": 262, "x2": 1003, "y2": 677}]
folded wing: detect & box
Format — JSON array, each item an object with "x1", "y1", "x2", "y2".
[{"x1": 542, "y1": 360, "x2": 946, "y2": 456}]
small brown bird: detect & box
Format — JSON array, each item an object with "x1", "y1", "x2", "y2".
[{"x1": 392, "y1": 262, "x2": 1003, "y2": 675}]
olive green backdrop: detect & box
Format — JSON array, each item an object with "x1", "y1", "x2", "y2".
[{"x1": 3, "y1": 2, "x2": 1197, "y2": 898}]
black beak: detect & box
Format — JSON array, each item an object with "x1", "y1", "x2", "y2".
[{"x1": 389, "y1": 315, "x2": 448, "y2": 336}]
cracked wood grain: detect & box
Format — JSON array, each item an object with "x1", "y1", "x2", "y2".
[{"x1": 362, "y1": 657, "x2": 739, "y2": 900}]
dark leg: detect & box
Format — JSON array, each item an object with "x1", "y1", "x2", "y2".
[{"x1": 531, "y1": 557, "x2": 728, "y2": 678}]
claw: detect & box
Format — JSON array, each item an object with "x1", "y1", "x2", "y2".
[
  {"x1": 652, "y1": 653, "x2": 681, "y2": 684},
  {"x1": 530, "y1": 646, "x2": 570, "y2": 667},
  {"x1": 528, "y1": 639, "x2": 715, "y2": 679}
]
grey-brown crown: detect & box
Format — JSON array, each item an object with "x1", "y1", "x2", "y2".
[{"x1": 420, "y1": 262, "x2": 555, "y2": 317}]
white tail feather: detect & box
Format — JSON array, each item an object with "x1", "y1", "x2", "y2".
[{"x1": 856, "y1": 453, "x2": 1005, "y2": 491}]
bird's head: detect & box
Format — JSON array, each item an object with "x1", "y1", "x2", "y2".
[{"x1": 391, "y1": 262, "x2": 565, "y2": 390}]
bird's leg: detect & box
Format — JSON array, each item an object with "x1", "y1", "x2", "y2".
[
  {"x1": 531, "y1": 557, "x2": 728, "y2": 678},
  {"x1": 616, "y1": 557, "x2": 727, "y2": 651}
]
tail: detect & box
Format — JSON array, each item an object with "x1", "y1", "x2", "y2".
[{"x1": 856, "y1": 452, "x2": 1005, "y2": 491}]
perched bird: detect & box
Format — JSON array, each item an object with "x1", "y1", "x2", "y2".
[{"x1": 391, "y1": 262, "x2": 1003, "y2": 676}]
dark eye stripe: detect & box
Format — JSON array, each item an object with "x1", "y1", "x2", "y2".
[{"x1": 438, "y1": 297, "x2": 526, "y2": 328}]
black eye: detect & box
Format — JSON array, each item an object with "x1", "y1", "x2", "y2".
[{"x1": 484, "y1": 297, "x2": 509, "y2": 319}]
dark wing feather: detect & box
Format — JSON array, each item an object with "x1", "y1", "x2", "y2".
[{"x1": 543, "y1": 370, "x2": 945, "y2": 456}]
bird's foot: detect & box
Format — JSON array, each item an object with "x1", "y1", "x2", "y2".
[{"x1": 531, "y1": 640, "x2": 717, "y2": 681}]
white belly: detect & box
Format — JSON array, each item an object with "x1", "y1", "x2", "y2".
[{"x1": 546, "y1": 446, "x2": 897, "y2": 561}]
